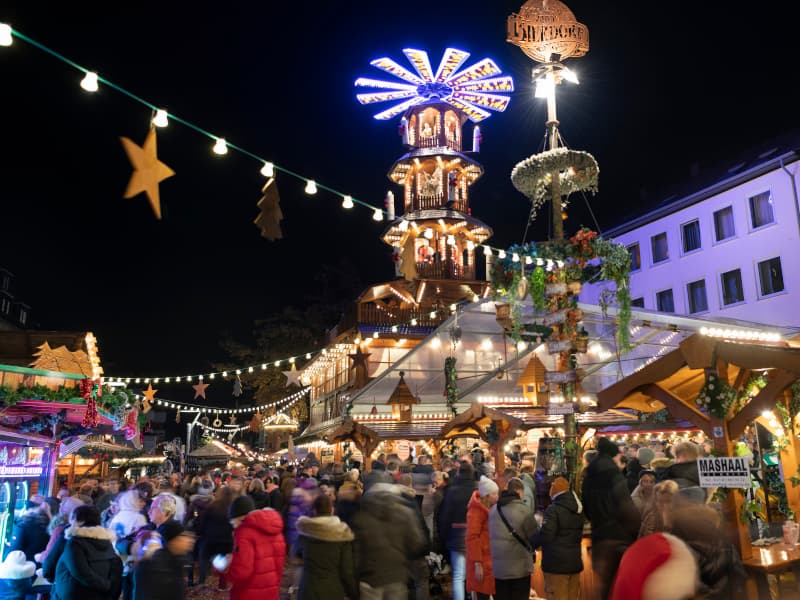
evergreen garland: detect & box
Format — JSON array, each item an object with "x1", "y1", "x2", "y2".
[{"x1": 0, "y1": 383, "x2": 128, "y2": 413}]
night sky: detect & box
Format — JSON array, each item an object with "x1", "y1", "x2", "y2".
[{"x1": 2, "y1": 1, "x2": 799, "y2": 389}]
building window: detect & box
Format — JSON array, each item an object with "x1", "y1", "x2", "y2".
[
  {"x1": 651, "y1": 233, "x2": 669, "y2": 264},
  {"x1": 628, "y1": 243, "x2": 641, "y2": 271},
  {"x1": 686, "y1": 279, "x2": 708, "y2": 314},
  {"x1": 681, "y1": 220, "x2": 701, "y2": 253},
  {"x1": 757, "y1": 257, "x2": 785, "y2": 296},
  {"x1": 0, "y1": 274, "x2": 9, "y2": 291},
  {"x1": 631, "y1": 297, "x2": 645, "y2": 308},
  {"x1": 656, "y1": 289, "x2": 674, "y2": 313},
  {"x1": 720, "y1": 269, "x2": 744, "y2": 305},
  {"x1": 713, "y1": 206, "x2": 735, "y2": 241},
  {"x1": 0, "y1": 297, "x2": 9, "y2": 315},
  {"x1": 749, "y1": 191, "x2": 775, "y2": 229},
  {"x1": 18, "y1": 308, "x2": 27, "y2": 327}
]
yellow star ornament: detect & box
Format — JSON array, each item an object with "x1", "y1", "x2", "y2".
[{"x1": 120, "y1": 127, "x2": 175, "y2": 220}]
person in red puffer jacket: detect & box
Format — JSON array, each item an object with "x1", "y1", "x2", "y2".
[{"x1": 226, "y1": 496, "x2": 286, "y2": 600}]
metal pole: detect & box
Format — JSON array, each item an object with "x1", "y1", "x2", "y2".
[{"x1": 545, "y1": 67, "x2": 563, "y2": 241}]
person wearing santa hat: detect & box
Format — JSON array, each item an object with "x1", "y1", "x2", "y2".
[
  {"x1": 581, "y1": 437, "x2": 640, "y2": 600},
  {"x1": 609, "y1": 532, "x2": 699, "y2": 600},
  {"x1": 532, "y1": 477, "x2": 584, "y2": 600}
]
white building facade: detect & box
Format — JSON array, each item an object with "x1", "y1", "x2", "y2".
[{"x1": 584, "y1": 142, "x2": 800, "y2": 330}]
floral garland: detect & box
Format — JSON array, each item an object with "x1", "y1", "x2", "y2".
[
  {"x1": 489, "y1": 228, "x2": 632, "y2": 351},
  {"x1": 694, "y1": 373, "x2": 737, "y2": 419},
  {"x1": 511, "y1": 148, "x2": 599, "y2": 221}
]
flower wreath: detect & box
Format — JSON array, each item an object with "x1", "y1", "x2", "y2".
[
  {"x1": 511, "y1": 147, "x2": 599, "y2": 221},
  {"x1": 695, "y1": 373, "x2": 737, "y2": 419}
]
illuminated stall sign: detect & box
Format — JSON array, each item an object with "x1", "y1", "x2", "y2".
[{"x1": 0, "y1": 444, "x2": 44, "y2": 478}]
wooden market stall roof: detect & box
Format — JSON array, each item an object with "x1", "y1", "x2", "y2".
[
  {"x1": 596, "y1": 332, "x2": 800, "y2": 562},
  {"x1": 0, "y1": 331, "x2": 90, "y2": 368},
  {"x1": 320, "y1": 417, "x2": 380, "y2": 457}
]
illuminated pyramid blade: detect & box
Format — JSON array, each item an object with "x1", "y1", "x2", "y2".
[
  {"x1": 355, "y1": 49, "x2": 513, "y2": 122},
  {"x1": 434, "y1": 48, "x2": 471, "y2": 82},
  {"x1": 402, "y1": 49, "x2": 435, "y2": 82}
]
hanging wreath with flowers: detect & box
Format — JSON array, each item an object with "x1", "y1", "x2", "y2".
[
  {"x1": 695, "y1": 372, "x2": 737, "y2": 419},
  {"x1": 511, "y1": 148, "x2": 599, "y2": 221}
]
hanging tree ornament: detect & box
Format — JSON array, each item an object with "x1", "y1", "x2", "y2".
[
  {"x1": 175, "y1": 407, "x2": 181, "y2": 424},
  {"x1": 119, "y1": 127, "x2": 175, "y2": 220},
  {"x1": 213, "y1": 412, "x2": 222, "y2": 427},
  {"x1": 193, "y1": 380, "x2": 209, "y2": 399},
  {"x1": 229, "y1": 413, "x2": 237, "y2": 426},
  {"x1": 254, "y1": 178, "x2": 283, "y2": 240},
  {"x1": 79, "y1": 378, "x2": 99, "y2": 428},
  {"x1": 141, "y1": 384, "x2": 157, "y2": 414}
]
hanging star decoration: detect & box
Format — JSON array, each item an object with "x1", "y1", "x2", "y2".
[
  {"x1": 349, "y1": 346, "x2": 372, "y2": 389},
  {"x1": 141, "y1": 384, "x2": 157, "y2": 414},
  {"x1": 254, "y1": 178, "x2": 283, "y2": 240},
  {"x1": 119, "y1": 127, "x2": 175, "y2": 220},
  {"x1": 192, "y1": 381, "x2": 209, "y2": 400},
  {"x1": 283, "y1": 364, "x2": 303, "y2": 388}
]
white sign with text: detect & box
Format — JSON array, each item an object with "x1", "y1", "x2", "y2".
[{"x1": 697, "y1": 457, "x2": 751, "y2": 488}]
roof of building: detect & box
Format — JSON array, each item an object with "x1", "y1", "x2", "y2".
[{"x1": 605, "y1": 128, "x2": 800, "y2": 237}]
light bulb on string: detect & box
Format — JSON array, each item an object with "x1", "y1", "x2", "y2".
[
  {"x1": 0, "y1": 23, "x2": 12, "y2": 47},
  {"x1": 260, "y1": 161, "x2": 274, "y2": 177},
  {"x1": 342, "y1": 195, "x2": 354, "y2": 209},
  {"x1": 483, "y1": 245, "x2": 492, "y2": 256},
  {"x1": 152, "y1": 109, "x2": 169, "y2": 128},
  {"x1": 424, "y1": 228, "x2": 434, "y2": 239},
  {"x1": 498, "y1": 250, "x2": 507, "y2": 259},
  {"x1": 305, "y1": 180, "x2": 318, "y2": 195},
  {"x1": 80, "y1": 71, "x2": 99, "y2": 92},
  {"x1": 372, "y1": 208, "x2": 383, "y2": 221},
  {"x1": 213, "y1": 138, "x2": 228, "y2": 155}
]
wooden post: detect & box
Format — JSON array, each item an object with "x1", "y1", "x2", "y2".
[{"x1": 779, "y1": 389, "x2": 800, "y2": 516}]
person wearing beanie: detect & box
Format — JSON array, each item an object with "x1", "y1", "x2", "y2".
[
  {"x1": 466, "y1": 476, "x2": 499, "y2": 599},
  {"x1": 488, "y1": 477, "x2": 539, "y2": 600},
  {"x1": 0, "y1": 550, "x2": 35, "y2": 600},
  {"x1": 532, "y1": 477, "x2": 584, "y2": 600},
  {"x1": 582, "y1": 438, "x2": 641, "y2": 600},
  {"x1": 609, "y1": 532, "x2": 699, "y2": 600},
  {"x1": 133, "y1": 521, "x2": 196, "y2": 600},
  {"x1": 296, "y1": 493, "x2": 356, "y2": 600},
  {"x1": 226, "y1": 494, "x2": 285, "y2": 600},
  {"x1": 626, "y1": 446, "x2": 655, "y2": 492}
]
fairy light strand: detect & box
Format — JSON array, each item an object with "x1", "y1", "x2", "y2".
[{"x1": 140, "y1": 386, "x2": 309, "y2": 415}]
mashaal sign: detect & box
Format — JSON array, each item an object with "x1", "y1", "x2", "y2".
[{"x1": 697, "y1": 457, "x2": 751, "y2": 488}]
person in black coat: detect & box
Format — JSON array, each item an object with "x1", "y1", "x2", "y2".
[
  {"x1": 52, "y1": 505, "x2": 123, "y2": 600},
  {"x1": 437, "y1": 462, "x2": 476, "y2": 600},
  {"x1": 133, "y1": 520, "x2": 195, "y2": 600},
  {"x1": 581, "y1": 438, "x2": 640, "y2": 600},
  {"x1": 9, "y1": 503, "x2": 50, "y2": 563},
  {"x1": 532, "y1": 477, "x2": 585, "y2": 600},
  {"x1": 663, "y1": 441, "x2": 703, "y2": 490}
]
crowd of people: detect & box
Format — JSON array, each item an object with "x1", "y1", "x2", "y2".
[{"x1": 0, "y1": 437, "x2": 750, "y2": 600}]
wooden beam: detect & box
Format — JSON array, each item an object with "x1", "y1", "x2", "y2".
[
  {"x1": 639, "y1": 383, "x2": 711, "y2": 435},
  {"x1": 728, "y1": 369, "x2": 797, "y2": 439},
  {"x1": 596, "y1": 348, "x2": 687, "y2": 410}
]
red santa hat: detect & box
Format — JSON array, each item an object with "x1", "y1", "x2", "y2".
[{"x1": 609, "y1": 533, "x2": 698, "y2": 600}]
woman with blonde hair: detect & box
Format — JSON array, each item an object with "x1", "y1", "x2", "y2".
[
  {"x1": 247, "y1": 477, "x2": 269, "y2": 509},
  {"x1": 638, "y1": 479, "x2": 679, "y2": 538}
]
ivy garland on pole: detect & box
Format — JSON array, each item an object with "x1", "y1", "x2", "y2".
[
  {"x1": 444, "y1": 357, "x2": 458, "y2": 416},
  {"x1": 490, "y1": 227, "x2": 632, "y2": 351}
]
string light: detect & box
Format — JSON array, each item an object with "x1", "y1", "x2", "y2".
[
  {"x1": 212, "y1": 138, "x2": 228, "y2": 155},
  {"x1": 342, "y1": 195, "x2": 354, "y2": 209},
  {"x1": 152, "y1": 109, "x2": 169, "y2": 128},
  {"x1": 304, "y1": 179, "x2": 318, "y2": 195},
  {"x1": 80, "y1": 71, "x2": 99, "y2": 92},
  {"x1": 149, "y1": 385, "x2": 309, "y2": 415},
  {"x1": 0, "y1": 23, "x2": 13, "y2": 47},
  {"x1": 3, "y1": 28, "x2": 403, "y2": 230}
]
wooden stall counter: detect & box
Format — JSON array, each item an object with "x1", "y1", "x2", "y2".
[{"x1": 742, "y1": 543, "x2": 800, "y2": 599}]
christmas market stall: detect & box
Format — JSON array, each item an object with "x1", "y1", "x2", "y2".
[{"x1": 595, "y1": 331, "x2": 800, "y2": 598}]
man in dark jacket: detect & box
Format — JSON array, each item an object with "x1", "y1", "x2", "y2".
[
  {"x1": 351, "y1": 483, "x2": 428, "y2": 599},
  {"x1": 581, "y1": 437, "x2": 640, "y2": 600},
  {"x1": 437, "y1": 462, "x2": 476, "y2": 600},
  {"x1": 532, "y1": 477, "x2": 584, "y2": 600},
  {"x1": 9, "y1": 503, "x2": 50, "y2": 564},
  {"x1": 664, "y1": 440, "x2": 703, "y2": 489},
  {"x1": 133, "y1": 519, "x2": 195, "y2": 600}
]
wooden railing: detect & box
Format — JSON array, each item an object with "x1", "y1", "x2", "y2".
[
  {"x1": 356, "y1": 304, "x2": 450, "y2": 328},
  {"x1": 416, "y1": 259, "x2": 474, "y2": 280},
  {"x1": 413, "y1": 195, "x2": 467, "y2": 213}
]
